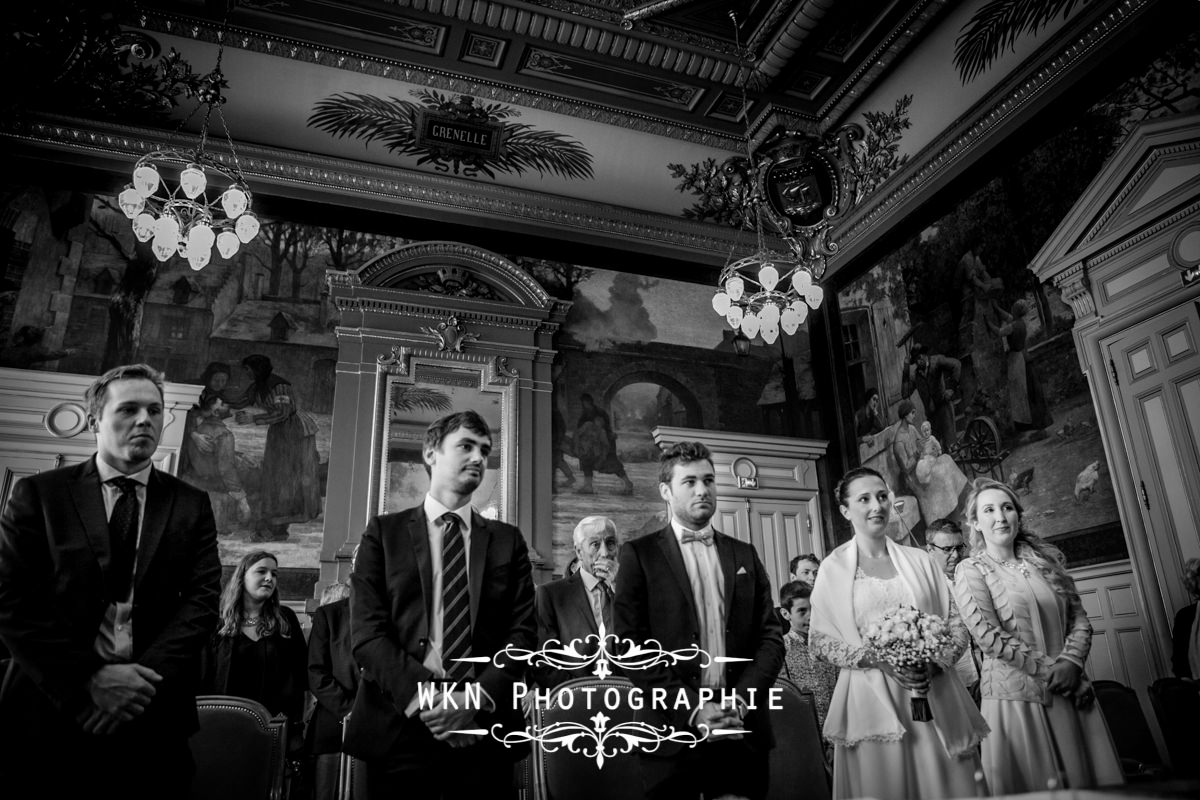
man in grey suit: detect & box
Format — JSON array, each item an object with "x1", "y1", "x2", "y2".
[
  {"x1": 0, "y1": 363, "x2": 222, "y2": 797},
  {"x1": 615, "y1": 441, "x2": 783, "y2": 800},
  {"x1": 346, "y1": 410, "x2": 535, "y2": 799},
  {"x1": 535, "y1": 515, "x2": 621, "y2": 688}
]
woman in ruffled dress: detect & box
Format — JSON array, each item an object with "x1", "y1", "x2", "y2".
[
  {"x1": 954, "y1": 478, "x2": 1122, "y2": 793},
  {"x1": 810, "y1": 467, "x2": 988, "y2": 800}
]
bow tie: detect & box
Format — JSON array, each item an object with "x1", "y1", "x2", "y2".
[{"x1": 680, "y1": 529, "x2": 713, "y2": 546}]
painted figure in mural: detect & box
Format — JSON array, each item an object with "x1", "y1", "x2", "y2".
[
  {"x1": 0, "y1": 324, "x2": 77, "y2": 369},
  {"x1": 988, "y1": 300, "x2": 1053, "y2": 435},
  {"x1": 902, "y1": 344, "x2": 962, "y2": 450},
  {"x1": 892, "y1": 400, "x2": 920, "y2": 498},
  {"x1": 810, "y1": 467, "x2": 987, "y2": 800},
  {"x1": 955, "y1": 250, "x2": 1004, "y2": 347},
  {"x1": 896, "y1": 404, "x2": 971, "y2": 530},
  {"x1": 232, "y1": 354, "x2": 322, "y2": 542},
  {"x1": 955, "y1": 479, "x2": 1122, "y2": 794},
  {"x1": 0, "y1": 363, "x2": 222, "y2": 796},
  {"x1": 550, "y1": 403, "x2": 575, "y2": 490},
  {"x1": 178, "y1": 362, "x2": 234, "y2": 479},
  {"x1": 180, "y1": 392, "x2": 251, "y2": 532},
  {"x1": 615, "y1": 441, "x2": 783, "y2": 800},
  {"x1": 855, "y1": 387, "x2": 887, "y2": 448},
  {"x1": 574, "y1": 393, "x2": 635, "y2": 495}
]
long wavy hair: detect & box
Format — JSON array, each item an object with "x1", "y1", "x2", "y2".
[
  {"x1": 217, "y1": 550, "x2": 292, "y2": 638},
  {"x1": 964, "y1": 478, "x2": 1075, "y2": 597}
]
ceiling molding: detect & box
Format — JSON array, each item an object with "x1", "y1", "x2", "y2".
[
  {"x1": 1, "y1": 112, "x2": 743, "y2": 267},
  {"x1": 825, "y1": 0, "x2": 1162, "y2": 283}
]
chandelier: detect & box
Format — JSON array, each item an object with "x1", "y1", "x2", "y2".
[
  {"x1": 710, "y1": 15, "x2": 861, "y2": 345},
  {"x1": 117, "y1": 34, "x2": 259, "y2": 270}
]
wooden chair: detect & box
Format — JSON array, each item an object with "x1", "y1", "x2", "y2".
[
  {"x1": 530, "y1": 677, "x2": 646, "y2": 800},
  {"x1": 1091, "y1": 679, "x2": 1168, "y2": 781},
  {"x1": 1147, "y1": 677, "x2": 1200, "y2": 778},
  {"x1": 766, "y1": 678, "x2": 831, "y2": 800},
  {"x1": 190, "y1": 695, "x2": 288, "y2": 800}
]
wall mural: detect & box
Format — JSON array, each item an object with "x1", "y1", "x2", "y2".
[
  {"x1": 527, "y1": 262, "x2": 813, "y2": 576},
  {"x1": 308, "y1": 89, "x2": 594, "y2": 180},
  {"x1": 837, "y1": 31, "x2": 1200, "y2": 564},
  {"x1": 0, "y1": 185, "x2": 408, "y2": 569}
]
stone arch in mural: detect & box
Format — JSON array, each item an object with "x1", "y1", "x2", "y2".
[
  {"x1": 601, "y1": 369, "x2": 704, "y2": 431},
  {"x1": 352, "y1": 240, "x2": 555, "y2": 310}
]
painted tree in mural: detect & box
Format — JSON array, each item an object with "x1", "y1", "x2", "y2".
[
  {"x1": 322, "y1": 228, "x2": 402, "y2": 272},
  {"x1": 90, "y1": 200, "x2": 159, "y2": 370},
  {"x1": 252, "y1": 221, "x2": 327, "y2": 299},
  {"x1": 308, "y1": 89, "x2": 593, "y2": 180},
  {"x1": 515, "y1": 257, "x2": 594, "y2": 301}
]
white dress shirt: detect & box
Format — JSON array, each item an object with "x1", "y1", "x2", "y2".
[{"x1": 671, "y1": 519, "x2": 726, "y2": 689}]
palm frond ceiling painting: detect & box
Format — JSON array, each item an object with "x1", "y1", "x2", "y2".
[{"x1": 308, "y1": 89, "x2": 594, "y2": 180}]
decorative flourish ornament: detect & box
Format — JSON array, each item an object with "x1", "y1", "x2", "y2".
[{"x1": 420, "y1": 316, "x2": 480, "y2": 352}]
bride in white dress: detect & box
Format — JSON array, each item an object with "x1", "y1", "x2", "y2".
[{"x1": 810, "y1": 467, "x2": 989, "y2": 800}]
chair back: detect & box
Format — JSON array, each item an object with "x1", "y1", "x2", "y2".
[
  {"x1": 531, "y1": 677, "x2": 646, "y2": 800},
  {"x1": 1092, "y1": 680, "x2": 1167, "y2": 779},
  {"x1": 1147, "y1": 677, "x2": 1200, "y2": 778},
  {"x1": 766, "y1": 678, "x2": 831, "y2": 800},
  {"x1": 190, "y1": 695, "x2": 288, "y2": 800}
]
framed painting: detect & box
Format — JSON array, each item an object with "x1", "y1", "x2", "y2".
[{"x1": 377, "y1": 357, "x2": 516, "y2": 520}]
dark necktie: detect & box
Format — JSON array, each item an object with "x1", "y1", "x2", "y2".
[
  {"x1": 440, "y1": 513, "x2": 472, "y2": 684},
  {"x1": 680, "y1": 528, "x2": 713, "y2": 546},
  {"x1": 108, "y1": 477, "x2": 140, "y2": 599},
  {"x1": 597, "y1": 579, "x2": 614, "y2": 632}
]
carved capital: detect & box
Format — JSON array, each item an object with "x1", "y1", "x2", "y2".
[
  {"x1": 377, "y1": 345, "x2": 411, "y2": 375},
  {"x1": 1053, "y1": 263, "x2": 1095, "y2": 322}
]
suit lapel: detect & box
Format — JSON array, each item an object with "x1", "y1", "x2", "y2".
[
  {"x1": 715, "y1": 531, "x2": 735, "y2": 614},
  {"x1": 409, "y1": 508, "x2": 434, "y2": 625},
  {"x1": 70, "y1": 457, "x2": 111, "y2": 571},
  {"x1": 656, "y1": 527, "x2": 700, "y2": 632},
  {"x1": 134, "y1": 469, "x2": 170, "y2": 587},
  {"x1": 570, "y1": 574, "x2": 599, "y2": 635},
  {"x1": 468, "y1": 511, "x2": 490, "y2": 629}
]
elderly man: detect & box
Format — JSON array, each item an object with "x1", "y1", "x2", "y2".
[
  {"x1": 535, "y1": 515, "x2": 622, "y2": 688},
  {"x1": 927, "y1": 518, "x2": 979, "y2": 699}
]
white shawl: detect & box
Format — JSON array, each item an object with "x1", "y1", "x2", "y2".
[{"x1": 810, "y1": 537, "x2": 989, "y2": 757}]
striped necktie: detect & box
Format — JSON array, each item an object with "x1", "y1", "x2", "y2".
[{"x1": 440, "y1": 513, "x2": 472, "y2": 683}]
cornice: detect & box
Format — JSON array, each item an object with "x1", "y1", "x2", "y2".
[
  {"x1": 1, "y1": 113, "x2": 741, "y2": 266},
  {"x1": 827, "y1": 0, "x2": 1154, "y2": 279},
  {"x1": 1081, "y1": 140, "x2": 1200, "y2": 246},
  {"x1": 1086, "y1": 198, "x2": 1200, "y2": 271},
  {"x1": 135, "y1": 9, "x2": 745, "y2": 149}
]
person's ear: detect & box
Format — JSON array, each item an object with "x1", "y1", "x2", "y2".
[
  {"x1": 87, "y1": 414, "x2": 98, "y2": 432},
  {"x1": 658, "y1": 483, "x2": 671, "y2": 503}
]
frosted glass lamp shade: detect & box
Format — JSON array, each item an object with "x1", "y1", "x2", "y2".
[
  {"x1": 758, "y1": 264, "x2": 779, "y2": 292},
  {"x1": 220, "y1": 186, "x2": 249, "y2": 219},
  {"x1": 726, "y1": 305, "x2": 744, "y2": 329},
  {"x1": 132, "y1": 213, "x2": 156, "y2": 242},
  {"x1": 179, "y1": 164, "x2": 207, "y2": 199},
  {"x1": 235, "y1": 213, "x2": 260, "y2": 243},
  {"x1": 791, "y1": 270, "x2": 812, "y2": 293},
  {"x1": 132, "y1": 165, "x2": 160, "y2": 198},
  {"x1": 761, "y1": 323, "x2": 779, "y2": 344},
  {"x1": 740, "y1": 312, "x2": 761, "y2": 339},
  {"x1": 216, "y1": 230, "x2": 241, "y2": 259},
  {"x1": 118, "y1": 188, "x2": 145, "y2": 219},
  {"x1": 712, "y1": 292, "x2": 732, "y2": 315},
  {"x1": 758, "y1": 303, "x2": 780, "y2": 325},
  {"x1": 725, "y1": 276, "x2": 745, "y2": 302},
  {"x1": 188, "y1": 223, "x2": 215, "y2": 253}
]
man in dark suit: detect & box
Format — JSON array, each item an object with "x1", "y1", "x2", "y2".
[
  {"x1": 615, "y1": 441, "x2": 784, "y2": 800},
  {"x1": 307, "y1": 581, "x2": 360, "y2": 800},
  {"x1": 535, "y1": 515, "x2": 621, "y2": 688},
  {"x1": 0, "y1": 363, "x2": 222, "y2": 797},
  {"x1": 346, "y1": 410, "x2": 535, "y2": 799}
]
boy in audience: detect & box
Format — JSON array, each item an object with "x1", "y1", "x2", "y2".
[{"x1": 779, "y1": 580, "x2": 838, "y2": 766}]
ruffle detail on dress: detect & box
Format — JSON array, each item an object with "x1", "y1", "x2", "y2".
[{"x1": 828, "y1": 731, "x2": 906, "y2": 748}]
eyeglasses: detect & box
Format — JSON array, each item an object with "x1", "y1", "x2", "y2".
[{"x1": 928, "y1": 542, "x2": 966, "y2": 555}]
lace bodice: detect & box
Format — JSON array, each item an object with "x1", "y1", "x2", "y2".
[{"x1": 853, "y1": 567, "x2": 916, "y2": 632}]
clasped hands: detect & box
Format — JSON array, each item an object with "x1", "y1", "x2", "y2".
[
  {"x1": 695, "y1": 699, "x2": 745, "y2": 742},
  {"x1": 877, "y1": 660, "x2": 934, "y2": 694},
  {"x1": 1047, "y1": 659, "x2": 1093, "y2": 709},
  {"x1": 419, "y1": 688, "x2": 481, "y2": 749},
  {"x1": 77, "y1": 663, "x2": 162, "y2": 735}
]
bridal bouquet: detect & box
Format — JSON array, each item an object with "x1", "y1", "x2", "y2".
[{"x1": 862, "y1": 605, "x2": 956, "y2": 722}]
